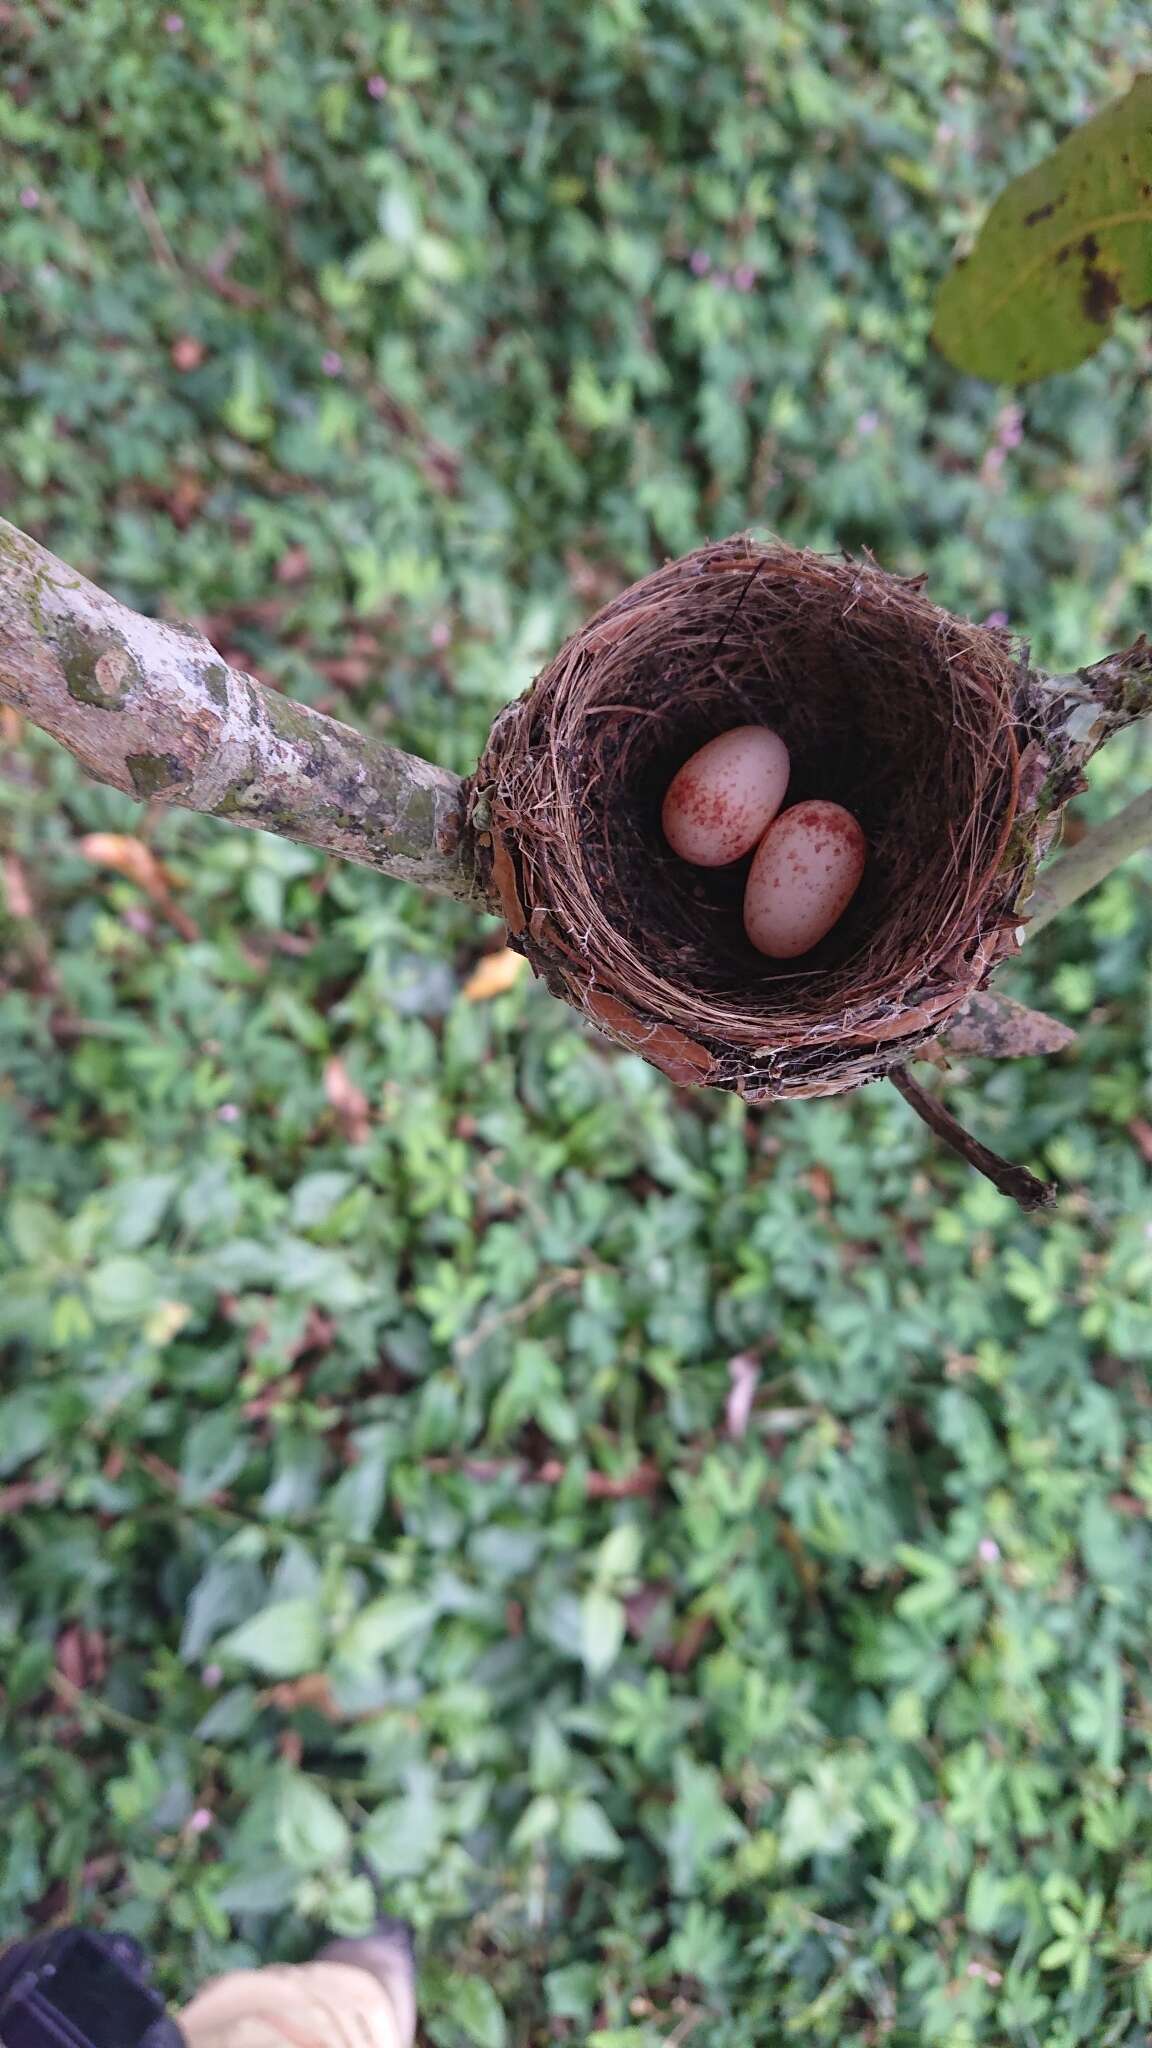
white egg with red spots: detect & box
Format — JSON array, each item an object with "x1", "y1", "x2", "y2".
[
  {"x1": 743, "y1": 799, "x2": 867, "y2": 959},
  {"x1": 661, "y1": 726, "x2": 790, "y2": 868}
]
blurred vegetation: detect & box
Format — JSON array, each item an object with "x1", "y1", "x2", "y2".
[{"x1": 1, "y1": 4, "x2": 1152, "y2": 2044}]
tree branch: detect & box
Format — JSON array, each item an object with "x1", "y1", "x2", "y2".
[
  {"x1": 889, "y1": 1067, "x2": 1057, "y2": 1213},
  {"x1": 1023, "y1": 784, "x2": 1152, "y2": 936},
  {"x1": 0, "y1": 517, "x2": 479, "y2": 902},
  {"x1": 1042, "y1": 636, "x2": 1152, "y2": 771}
]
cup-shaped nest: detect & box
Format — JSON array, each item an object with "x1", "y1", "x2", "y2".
[{"x1": 471, "y1": 537, "x2": 1046, "y2": 1100}]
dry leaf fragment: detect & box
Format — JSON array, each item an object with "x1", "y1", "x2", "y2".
[
  {"x1": 80, "y1": 832, "x2": 200, "y2": 941},
  {"x1": 1129, "y1": 1118, "x2": 1152, "y2": 1166},
  {"x1": 462, "y1": 945, "x2": 527, "y2": 1002},
  {"x1": 324, "y1": 1054, "x2": 372, "y2": 1142},
  {"x1": 725, "y1": 1351, "x2": 761, "y2": 1440},
  {"x1": 2, "y1": 853, "x2": 34, "y2": 920}
]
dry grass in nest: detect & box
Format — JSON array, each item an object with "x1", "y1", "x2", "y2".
[{"x1": 472, "y1": 536, "x2": 1046, "y2": 1106}]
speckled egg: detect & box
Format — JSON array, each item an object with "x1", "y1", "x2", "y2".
[
  {"x1": 743, "y1": 799, "x2": 867, "y2": 959},
  {"x1": 661, "y1": 726, "x2": 790, "y2": 867}
]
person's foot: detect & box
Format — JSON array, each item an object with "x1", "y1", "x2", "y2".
[
  {"x1": 320, "y1": 1919, "x2": 417, "y2": 2047},
  {"x1": 177, "y1": 1921, "x2": 417, "y2": 2048}
]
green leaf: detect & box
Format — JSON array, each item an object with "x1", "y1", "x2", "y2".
[
  {"x1": 180, "y1": 1411, "x2": 250, "y2": 1503},
  {"x1": 435, "y1": 1973, "x2": 507, "y2": 2048},
  {"x1": 5, "y1": 1197, "x2": 63, "y2": 1262},
  {"x1": 88, "y1": 1254, "x2": 157, "y2": 1322},
  {"x1": 0, "y1": 1389, "x2": 54, "y2": 1478},
  {"x1": 361, "y1": 1767, "x2": 443, "y2": 1880},
  {"x1": 560, "y1": 1797, "x2": 624, "y2": 1861},
  {"x1": 276, "y1": 1772, "x2": 352, "y2": 1871},
  {"x1": 215, "y1": 1597, "x2": 324, "y2": 1678},
  {"x1": 933, "y1": 75, "x2": 1152, "y2": 382},
  {"x1": 289, "y1": 1170, "x2": 355, "y2": 1230},
  {"x1": 336, "y1": 1591, "x2": 432, "y2": 1667},
  {"x1": 580, "y1": 1587, "x2": 625, "y2": 1676}
]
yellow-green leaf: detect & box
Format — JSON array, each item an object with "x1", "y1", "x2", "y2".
[{"x1": 933, "y1": 75, "x2": 1152, "y2": 382}]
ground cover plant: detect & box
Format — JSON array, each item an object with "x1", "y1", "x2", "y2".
[{"x1": 2, "y1": 4, "x2": 1152, "y2": 2043}]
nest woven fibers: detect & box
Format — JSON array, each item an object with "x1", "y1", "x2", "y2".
[{"x1": 471, "y1": 536, "x2": 1050, "y2": 1103}]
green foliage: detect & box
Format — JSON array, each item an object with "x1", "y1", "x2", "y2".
[
  {"x1": 934, "y1": 75, "x2": 1152, "y2": 382},
  {"x1": 1, "y1": 3, "x2": 1151, "y2": 2046}
]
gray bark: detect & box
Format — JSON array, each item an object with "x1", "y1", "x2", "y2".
[{"x1": 0, "y1": 516, "x2": 478, "y2": 902}]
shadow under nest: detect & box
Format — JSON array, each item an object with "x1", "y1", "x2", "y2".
[{"x1": 473, "y1": 537, "x2": 1045, "y2": 1104}]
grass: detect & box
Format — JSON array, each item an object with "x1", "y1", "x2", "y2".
[{"x1": 2, "y1": 3, "x2": 1152, "y2": 2042}]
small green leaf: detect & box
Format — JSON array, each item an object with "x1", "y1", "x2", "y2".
[
  {"x1": 361, "y1": 1768, "x2": 443, "y2": 1880},
  {"x1": 580, "y1": 1587, "x2": 625, "y2": 1676},
  {"x1": 276, "y1": 1772, "x2": 351, "y2": 1871},
  {"x1": 435, "y1": 1973, "x2": 507, "y2": 2048},
  {"x1": 0, "y1": 1390, "x2": 54, "y2": 1478},
  {"x1": 560, "y1": 1797, "x2": 624, "y2": 1861},
  {"x1": 216, "y1": 1597, "x2": 324, "y2": 1678},
  {"x1": 88, "y1": 1254, "x2": 157, "y2": 1321},
  {"x1": 933, "y1": 75, "x2": 1152, "y2": 382},
  {"x1": 336, "y1": 1591, "x2": 431, "y2": 1667},
  {"x1": 6, "y1": 1197, "x2": 62, "y2": 1263}
]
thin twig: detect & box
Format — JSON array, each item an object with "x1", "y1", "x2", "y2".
[
  {"x1": 1024, "y1": 785, "x2": 1152, "y2": 936},
  {"x1": 127, "y1": 179, "x2": 180, "y2": 274},
  {"x1": 453, "y1": 1266, "x2": 584, "y2": 1361},
  {"x1": 889, "y1": 1066, "x2": 1056, "y2": 1213}
]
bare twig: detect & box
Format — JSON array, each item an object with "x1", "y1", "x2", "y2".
[{"x1": 889, "y1": 1066, "x2": 1057, "y2": 1213}]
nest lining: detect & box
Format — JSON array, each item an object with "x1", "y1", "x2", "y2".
[{"x1": 473, "y1": 537, "x2": 1043, "y2": 1101}]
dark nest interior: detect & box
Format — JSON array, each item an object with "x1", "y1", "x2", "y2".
[{"x1": 472, "y1": 537, "x2": 1042, "y2": 1102}]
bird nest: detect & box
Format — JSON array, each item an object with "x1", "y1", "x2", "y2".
[{"x1": 471, "y1": 537, "x2": 1049, "y2": 1103}]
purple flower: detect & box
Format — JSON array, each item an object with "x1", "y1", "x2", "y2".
[
  {"x1": 367, "y1": 74, "x2": 388, "y2": 100},
  {"x1": 978, "y1": 1537, "x2": 1001, "y2": 1562},
  {"x1": 217, "y1": 1102, "x2": 240, "y2": 1123},
  {"x1": 856, "y1": 410, "x2": 879, "y2": 436},
  {"x1": 19, "y1": 186, "x2": 40, "y2": 210},
  {"x1": 688, "y1": 250, "x2": 712, "y2": 277},
  {"x1": 321, "y1": 350, "x2": 344, "y2": 377},
  {"x1": 164, "y1": 12, "x2": 184, "y2": 29},
  {"x1": 732, "y1": 263, "x2": 757, "y2": 293},
  {"x1": 982, "y1": 610, "x2": 1009, "y2": 631}
]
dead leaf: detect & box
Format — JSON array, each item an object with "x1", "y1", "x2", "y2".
[
  {"x1": 81, "y1": 832, "x2": 170, "y2": 896},
  {"x1": 668, "y1": 1611, "x2": 716, "y2": 1672},
  {"x1": 583, "y1": 988, "x2": 715, "y2": 1087},
  {"x1": 0, "y1": 1477, "x2": 60, "y2": 1516},
  {"x1": 1, "y1": 706, "x2": 24, "y2": 745},
  {"x1": 324, "y1": 1054, "x2": 371, "y2": 1143},
  {"x1": 275, "y1": 544, "x2": 312, "y2": 586},
  {"x1": 2, "y1": 853, "x2": 34, "y2": 920},
  {"x1": 1129, "y1": 1119, "x2": 1152, "y2": 1166},
  {"x1": 80, "y1": 833, "x2": 200, "y2": 941},
  {"x1": 725, "y1": 1352, "x2": 761, "y2": 1440},
  {"x1": 624, "y1": 1582, "x2": 672, "y2": 1638},
  {"x1": 145, "y1": 1300, "x2": 192, "y2": 1347},
  {"x1": 463, "y1": 945, "x2": 527, "y2": 1002},
  {"x1": 55, "y1": 1625, "x2": 107, "y2": 1692},
  {"x1": 262, "y1": 1673, "x2": 342, "y2": 1720},
  {"x1": 487, "y1": 837, "x2": 527, "y2": 934}
]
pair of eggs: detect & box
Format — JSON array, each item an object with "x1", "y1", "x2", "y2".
[{"x1": 661, "y1": 726, "x2": 866, "y2": 959}]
